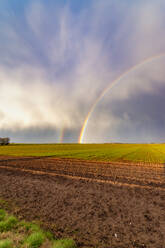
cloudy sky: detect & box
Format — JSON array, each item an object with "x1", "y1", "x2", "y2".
[{"x1": 1, "y1": 0, "x2": 165, "y2": 143}]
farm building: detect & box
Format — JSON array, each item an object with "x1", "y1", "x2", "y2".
[{"x1": 0, "y1": 137, "x2": 10, "y2": 145}]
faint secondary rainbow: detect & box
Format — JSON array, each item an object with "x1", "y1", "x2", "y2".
[
  {"x1": 58, "y1": 127, "x2": 65, "y2": 143},
  {"x1": 78, "y1": 53, "x2": 165, "y2": 143}
]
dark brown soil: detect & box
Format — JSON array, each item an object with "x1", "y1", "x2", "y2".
[{"x1": 0, "y1": 157, "x2": 165, "y2": 248}]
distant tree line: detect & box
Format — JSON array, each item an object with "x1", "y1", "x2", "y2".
[{"x1": 0, "y1": 138, "x2": 10, "y2": 145}]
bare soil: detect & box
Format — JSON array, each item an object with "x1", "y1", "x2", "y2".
[{"x1": 0, "y1": 157, "x2": 165, "y2": 248}]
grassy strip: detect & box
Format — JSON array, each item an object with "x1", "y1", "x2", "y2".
[{"x1": 0, "y1": 208, "x2": 76, "y2": 248}]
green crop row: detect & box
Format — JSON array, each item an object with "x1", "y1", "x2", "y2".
[{"x1": 1, "y1": 143, "x2": 165, "y2": 164}]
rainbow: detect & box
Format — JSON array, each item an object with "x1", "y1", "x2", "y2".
[
  {"x1": 58, "y1": 127, "x2": 65, "y2": 143},
  {"x1": 78, "y1": 53, "x2": 165, "y2": 143}
]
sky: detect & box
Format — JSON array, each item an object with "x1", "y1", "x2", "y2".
[{"x1": 1, "y1": 0, "x2": 165, "y2": 143}]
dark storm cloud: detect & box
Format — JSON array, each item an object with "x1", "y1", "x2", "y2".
[{"x1": 109, "y1": 83, "x2": 165, "y2": 143}]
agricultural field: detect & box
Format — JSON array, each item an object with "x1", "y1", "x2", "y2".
[
  {"x1": 1, "y1": 143, "x2": 165, "y2": 164},
  {"x1": 0, "y1": 144, "x2": 165, "y2": 247}
]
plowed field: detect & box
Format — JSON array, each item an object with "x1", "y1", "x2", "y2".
[
  {"x1": 0, "y1": 157, "x2": 165, "y2": 247},
  {"x1": 0, "y1": 157, "x2": 165, "y2": 188}
]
